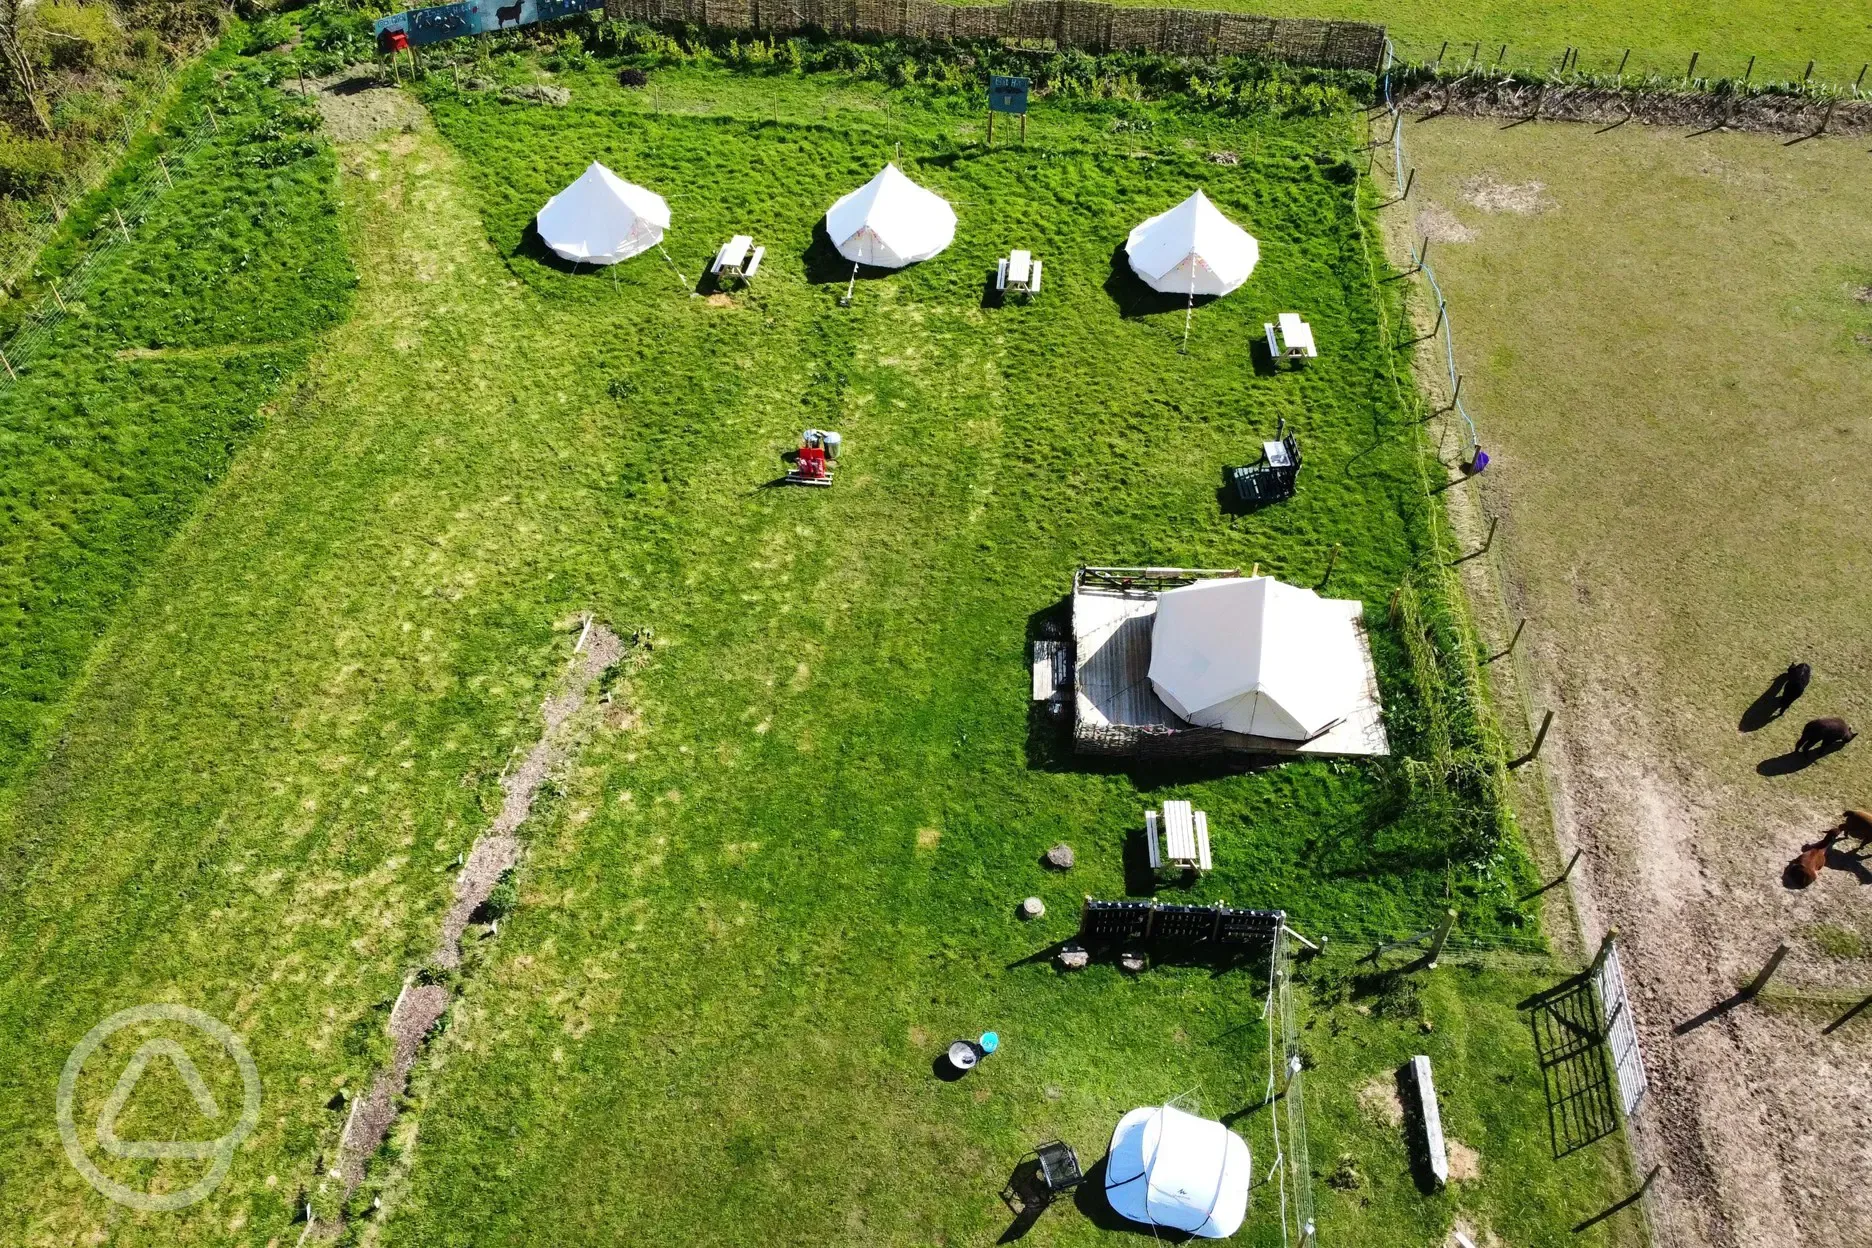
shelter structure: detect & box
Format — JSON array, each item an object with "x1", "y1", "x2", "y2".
[
  {"x1": 1059, "y1": 567, "x2": 1387, "y2": 758},
  {"x1": 535, "y1": 162, "x2": 670, "y2": 265},
  {"x1": 1104, "y1": 1104, "x2": 1251, "y2": 1239},
  {"x1": 1149, "y1": 576, "x2": 1364, "y2": 741},
  {"x1": 1124, "y1": 190, "x2": 1258, "y2": 297},
  {"x1": 824, "y1": 164, "x2": 956, "y2": 268}
]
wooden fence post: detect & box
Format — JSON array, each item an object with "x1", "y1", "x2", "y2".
[
  {"x1": 1616, "y1": 49, "x2": 1630, "y2": 77},
  {"x1": 50, "y1": 282, "x2": 67, "y2": 312},
  {"x1": 113, "y1": 207, "x2": 131, "y2": 242},
  {"x1": 1425, "y1": 909, "x2": 1457, "y2": 969},
  {"x1": 1511, "y1": 710, "x2": 1554, "y2": 768},
  {"x1": 1743, "y1": 55, "x2": 1755, "y2": 83},
  {"x1": 1399, "y1": 168, "x2": 1415, "y2": 200},
  {"x1": 0, "y1": 347, "x2": 14, "y2": 381},
  {"x1": 1803, "y1": 60, "x2": 1814, "y2": 82},
  {"x1": 1501, "y1": 617, "x2": 1527, "y2": 657},
  {"x1": 158, "y1": 155, "x2": 172, "y2": 186}
]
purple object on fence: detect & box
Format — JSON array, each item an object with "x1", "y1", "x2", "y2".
[{"x1": 1465, "y1": 447, "x2": 1489, "y2": 475}]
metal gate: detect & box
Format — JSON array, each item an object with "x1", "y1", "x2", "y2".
[{"x1": 1594, "y1": 938, "x2": 1648, "y2": 1116}]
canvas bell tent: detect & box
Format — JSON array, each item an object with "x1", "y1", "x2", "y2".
[
  {"x1": 823, "y1": 164, "x2": 956, "y2": 268},
  {"x1": 534, "y1": 162, "x2": 671, "y2": 265},
  {"x1": 1147, "y1": 576, "x2": 1366, "y2": 742},
  {"x1": 1104, "y1": 1104, "x2": 1251, "y2": 1239},
  {"x1": 1124, "y1": 190, "x2": 1259, "y2": 297}
]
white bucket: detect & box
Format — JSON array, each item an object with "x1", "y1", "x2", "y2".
[{"x1": 821, "y1": 430, "x2": 842, "y2": 459}]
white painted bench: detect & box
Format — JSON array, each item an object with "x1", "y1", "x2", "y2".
[{"x1": 1409, "y1": 1054, "x2": 1449, "y2": 1189}]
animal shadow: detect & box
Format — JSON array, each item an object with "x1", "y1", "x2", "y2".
[{"x1": 1740, "y1": 663, "x2": 1809, "y2": 732}]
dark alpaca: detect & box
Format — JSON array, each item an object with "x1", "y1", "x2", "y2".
[
  {"x1": 1838, "y1": 809, "x2": 1872, "y2": 845},
  {"x1": 1775, "y1": 662, "x2": 1812, "y2": 711},
  {"x1": 1795, "y1": 717, "x2": 1857, "y2": 756},
  {"x1": 495, "y1": 0, "x2": 525, "y2": 27}
]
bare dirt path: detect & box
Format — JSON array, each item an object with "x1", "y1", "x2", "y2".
[
  {"x1": 332, "y1": 619, "x2": 622, "y2": 1199},
  {"x1": 1380, "y1": 116, "x2": 1872, "y2": 1248}
]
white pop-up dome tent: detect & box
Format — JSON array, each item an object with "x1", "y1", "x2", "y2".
[
  {"x1": 1148, "y1": 576, "x2": 1366, "y2": 741},
  {"x1": 1105, "y1": 1105, "x2": 1251, "y2": 1239},
  {"x1": 535, "y1": 162, "x2": 671, "y2": 265},
  {"x1": 1125, "y1": 189, "x2": 1259, "y2": 297},
  {"x1": 824, "y1": 163, "x2": 956, "y2": 268}
]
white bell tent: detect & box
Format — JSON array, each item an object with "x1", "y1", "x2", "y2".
[
  {"x1": 824, "y1": 163, "x2": 956, "y2": 268},
  {"x1": 534, "y1": 162, "x2": 671, "y2": 265},
  {"x1": 1104, "y1": 1104, "x2": 1251, "y2": 1239},
  {"x1": 1147, "y1": 576, "x2": 1367, "y2": 742},
  {"x1": 1124, "y1": 189, "x2": 1259, "y2": 297}
]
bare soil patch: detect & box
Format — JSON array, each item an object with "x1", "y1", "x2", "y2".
[
  {"x1": 293, "y1": 71, "x2": 428, "y2": 143},
  {"x1": 1447, "y1": 1137, "x2": 1481, "y2": 1183},
  {"x1": 332, "y1": 619, "x2": 625, "y2": 1212},
  {"x1": 1461, "y1": 175, "x2": 1554, "y2": 215},
  {"x1": 1416, "y1": 201, "x2": 1479, "y2": 243},
  {"x1": 1357, "y1": 1073, "x2": 1405, "y2": 1125}
]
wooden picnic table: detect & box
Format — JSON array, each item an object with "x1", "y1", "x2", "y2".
[
  {"x1": 996, "y1": 249, "x2": 1042, "y2": 296},
  {"x1": 712, "y1": 234, "x2": 764, "y2": 283},
  {"x1": 1145, "y1": 800, "x2": 1212, "y2": 872},
  {"x1": 1264, "y1": 312, "x2": 1318, "y2": 366}
]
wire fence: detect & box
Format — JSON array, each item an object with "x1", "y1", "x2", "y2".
[
  {"x1": 0, "y1": 48, "x2": 209, "y2": 291},
  {"x1": 1387, "y1": 34, "x2": 1871, "y2": 92},
  {"x1": 1372, "y1": 38, "x2": 1478, "y2": 461},
  {"x1": 0, "y1": 97, "x2": 220, "y2": 386}
]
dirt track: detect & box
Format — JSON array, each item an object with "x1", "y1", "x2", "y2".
[{"x1": 1384, "y1": 115, "x2": 1872, "y2": 1248}]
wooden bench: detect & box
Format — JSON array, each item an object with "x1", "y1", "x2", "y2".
[{"x1": 1407, "y1": 1054, "x2": 1449, "y2": 1189}]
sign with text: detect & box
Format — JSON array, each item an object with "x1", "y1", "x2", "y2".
[{"x1": 987, "y1": 75, "x2": 1030, "y2": 115}]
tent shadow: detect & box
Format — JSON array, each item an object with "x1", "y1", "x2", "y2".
[
  {"x1": 1103, "y1": 242, "x2": 1215, "y2": 320},
  {"x1": 801, "y1": 220, "x2": 895, "y2": 287},
  {"x1": 513, "y1": 220, "x2": 594, "y2": 276}
]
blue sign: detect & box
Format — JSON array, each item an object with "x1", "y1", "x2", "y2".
[
  {"x1": 375, "y1": 0, "x2": 602, "y2": 50},
  {"x1": 988, "y1": 75, "x2": 1030, "y2": 116}
]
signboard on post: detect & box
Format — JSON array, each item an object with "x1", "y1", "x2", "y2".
[
  {"x1": 374, "y1": 0, "x2": 602, "y2": 51},
  {"x1": 985, "y1": 75, "x2": 1030, "y2": 146},
  {"x1": 988, "y1": 75, "x2": 1030, "y2": 115}
]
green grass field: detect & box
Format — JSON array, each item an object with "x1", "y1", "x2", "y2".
[{"x1": 0, "y1": 28, "x2": 1644, "y2": 1248}]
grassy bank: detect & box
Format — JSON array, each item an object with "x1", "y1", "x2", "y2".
[{"x1": 0, "y1": 47, "x2": 355, "y2": 786}]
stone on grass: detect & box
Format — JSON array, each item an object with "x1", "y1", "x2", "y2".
[
  {"x1": 1119, "y1": 950, "x2": 1147, "y2": 974},
  {"x1": 501, "y1": 84, "x2": 571, "y2": 107},
  {"x1": 1020, "y1": 896, "x2": 1045, "y2": 920},
  {"x1": 1045, "y1": 843, "x2": 1075, "y2": 870},
  {"x1": 1057, "y1": 945, "x2": 1089, "y2": 971}
]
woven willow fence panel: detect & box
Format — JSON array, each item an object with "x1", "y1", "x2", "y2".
[{"x1": 600, "y1": 0, "x2": 1386, "y2": 70}]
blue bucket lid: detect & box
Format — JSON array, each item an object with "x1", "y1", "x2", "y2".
[{"x1": 979, "y1": 1031, "x2": 1000, "y2": 1053}]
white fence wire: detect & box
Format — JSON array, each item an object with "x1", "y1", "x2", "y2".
[
  {"x1": 0, "y1": 106, "x2": 220, "y2": 386},
  {"x1": 1375, "y1": 38, "x2": 1481, "y2": 460}
]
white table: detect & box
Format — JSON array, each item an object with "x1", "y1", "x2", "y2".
[
  {"x1": 996, "y1": 250, "x2": 1042, "y2": 296},
  {"x1": 1267, "y1": 312, "x2": 1317, "y2": 363},
  {"x1": 1145, "y1": 800, "x2": 1212, "y2": 872},
  {"x1": 712, "y1": 234, "x2": 764, "y2": 283}
]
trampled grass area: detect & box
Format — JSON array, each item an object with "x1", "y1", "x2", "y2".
[{"x1": 0, "y1": 39, "x2": 1641, "y2": 1248}]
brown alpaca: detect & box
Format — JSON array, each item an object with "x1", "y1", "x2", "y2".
[{"x1": 1794, "y1": 831, "x2": 1840, "y2": 887}]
